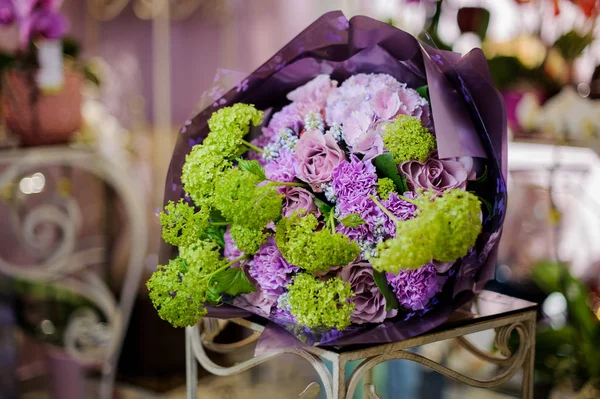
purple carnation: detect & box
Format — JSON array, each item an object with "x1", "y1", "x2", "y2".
[
  {"x1": 223, "y1": 226, "x2": 243, "y2": 261},
  {"x1": 386, "y1": 264, "x2": 447, "y2": 311},
  {"x1": 340, "y1": 261, "x2": 397, "y2": 324},
  {"x1": 336, "y1": 196, "x2": 385, "y2": 243},
  {"x1": 265, "y1": 150, "x2": 298, "y2": 182},
  {"x1": 248, "y1": 238, "x2": 299, "y2": 297},
  {"x1": 331, "y1": 155, "x2": 377, "y2": 208},
  {"x1": 381, "y1": 192, "x2": 418, "y2": 237}
]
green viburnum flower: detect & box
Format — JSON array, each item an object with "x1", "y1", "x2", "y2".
[
  {"x1": 275, "y1": 212, "x2": 359, "y2": 274},
  {"x1": 213, "y1": 168, "x2": 283, "y2": 230},
  {"x1": 228, "y1": 224, "x2": 268, "y2": 255},
  {"x1": 160, "y1": 199, "x2": 209, "y2": 247},
  {"x1": 383, "y1": 115, "x2": 436, "y2": 164},
  {"x1": 181, "y1": 104, "x2": 263, "y2": 205},
  {"x1": 287, "y1": 273, "x2": 355, "y2": 330},
  {"x1": 204, "y1": 103, "x2": 264, "y2": 155},
  {"x1": 146, "y1": 257, "x2": 209, "y2": 328},
  {"x1": 371, "y1": 189, "x2": 482, "y2": 273},
  {"x1": 147, "y1": 241, "x2": 248, "y2": 327},
  {"x1": 376, "y1": 177, "x2": 397, "y2": 200}
]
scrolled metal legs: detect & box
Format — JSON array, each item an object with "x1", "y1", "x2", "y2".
[{"x1": 187, "y1": 312, "x2": 536, "y2": 399}]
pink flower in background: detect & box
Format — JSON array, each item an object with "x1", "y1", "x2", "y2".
[
  {"x1": 282, "y1": 187, "x2": 320, "y2": 217},
  {"x1": 287, "y1": 74, "x2": 338, "y2": 111},
  {"x1": 294, "y1": 129, "x2": 345, "y2": 190},
  {"x1": 340, "y1": 261, "x2": 397, "y2": 324},
  {"x1": 0, "y1": 0, "x2": 16, "y2": 25}
]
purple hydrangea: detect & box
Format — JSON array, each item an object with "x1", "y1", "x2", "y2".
[
  {"x1": 386, "y1": 264, "x2": 447, "y2": 311},
  {"x1": 248, "y1": 238, "x2": 299, "y2": 297},
  {"x1": 381, "y1": 192, "x2": 418, "y2": 237},
  {"x1": 264, "y1": 150, "x2": 298, "y2": 182},
  {"x1": 331, "y1": 155, "x2": 377, "y2": 208}
]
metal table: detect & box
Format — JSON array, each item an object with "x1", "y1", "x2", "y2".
[{"x1": 185, "y1": 290, "x2": 537, "y2": 399}]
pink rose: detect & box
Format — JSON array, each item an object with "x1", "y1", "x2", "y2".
[
  {"x1": 400, "y1": 155, "x2": 473, "y2": 194},
  {"x1": 282, "y1": 187, "x2": 320, "y2": 217},
  {"x1": 294, "y1": 129, "x2": 345, "y2": 190}
]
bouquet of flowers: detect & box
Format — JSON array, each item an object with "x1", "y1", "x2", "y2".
[{"x1": 149, "y1": 12, "x2": 507, "y2": 347}]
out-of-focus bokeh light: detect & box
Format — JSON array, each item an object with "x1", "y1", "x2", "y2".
[{"x1": 19, "y1": 172, "x2": 46, "y2": 195}]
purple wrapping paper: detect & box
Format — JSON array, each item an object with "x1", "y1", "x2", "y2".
[{"x1": 160, "y1": 11, "x2": 507, "y2": 352}]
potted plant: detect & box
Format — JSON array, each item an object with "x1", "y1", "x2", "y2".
[{"x1": 0, "y1": 0, "x2": 84, "y2": 146}]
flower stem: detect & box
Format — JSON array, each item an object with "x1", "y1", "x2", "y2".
[
  {"x1": 329, "y1": 210, "x2": 336, "y2": 234},
  {"x1": 396, "y1": 194, "x2": 419, "y2": 207},
  {"x1": 201, "y1": 255, "x2": 248, "y2": 282},
  {"x1": 369, "y1": 194, "x2": 399, "y2": 224},
  {"x1": 241, "y1": 139, "x2": 264, "y2": 154},
  {"x1": 210, "y1": 221, "x2": 231, "y2": 226},
  {"x1": 267, "y1": 180, "x2": 310, "y2": 188}
]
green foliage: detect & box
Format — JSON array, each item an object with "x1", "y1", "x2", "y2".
[
  {"x1": 182, "y1": 144, "x2": 233, "y2": 205},
  {"x1": 371, "y1": 189, "x2": 482, "y2": 272},
  {"x1": 159, "y1": 200, "x2": 209, "y2": 247},
  {"x1": 372, "y1": 270, "x2": 399, "y2": 311},
  {"x1": 372, "y1": 152, "x2": 409, "y2": 193},
  {"x1": 376, "y1": 177, "x2": 397, "y2": 200},
  {"x1": 213, "y1": 168, "x2": 283, "y2": 230},
  {"x1": 209, "y1": 267, "x2": 256, "y2": 297},
  {"x1": 555, "y1": 30, "x2": 595, "y2": 62},
  {"x1": 204, "y1": 103, "x2": 264, "y2": 156},
  {"x1": 339, "y1": 213, "x2": 366, "y2": 228},
  {"x1": 237, "y1": 158, "x2": 267, "y2": 181},
  {"x1": 383, "y1": 115, "x2": 436, "y2": 164},
  {"x1": 287, "y1": 273, "x2": 355, "y2": 330},
  {"x1": 275, "y1": 212, "x2": 359, "y2": 274},
  {"x1": 228, "y1": 224, "x2": 268, "y2": 255},
  {"x1": 416, "y1": 85, "x2": 430, "y2": 103}
]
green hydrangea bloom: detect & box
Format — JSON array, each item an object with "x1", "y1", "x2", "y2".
[
  {"x1": 147, "y1": 242, "x2": 230, "y2": 327},
  {"x1": 376, "y1": 177, "x2": 397, "y2": 200},
  {"x1": 287, "y1": 273, "x2": 355, "y2": 330},
  {"x1": 229, "y1": 224, "x2": 268, "y2": 255},
  {"x1": 213, "y1": 168, "x2": 283, "y2": 230},
  {"x1": 276, "y1": 212, "x2": 360, "y2": 274},
  {"x1": 371, "y1": 189, "x2": 482, "y2": 273},
  {"x1": 383, "y1": 115, "x2": 436, "y2": 164},
  {"x1": 160, "y1": 199, "x2": 209, "y2": 247},
  {"x1": 204, "y1": 103, "x2": 264, "y2": 156},
  {"x1": 146, "y1": 257, "x2": 208, "y2": 328},
  {"x1": 181, "y1": 104, "x2": 263, "y2": 205},
  {"x1": 182, "y1": 144, "x2": 232, "y2": 205}
]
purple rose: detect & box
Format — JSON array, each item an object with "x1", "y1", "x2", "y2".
[
  {"x1": 400, "y1": 156, "x2": 471, "y2": 194},
  {"x1": 340, "y1": 261, "x2": 397, "y2": 324},
  {"x1": 282, "y1": 187, "x2": 320, "y2": 218},
  {"x1": 294, "y1": 129, "x2": 345, "y2": 190},
  {"x1": 233, "y1": 289, "x2": 277, "y2": 317}
]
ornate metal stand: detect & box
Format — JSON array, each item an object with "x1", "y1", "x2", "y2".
[
  {"x1": 186, "y1": 291, "x2": 537, "y2": 399},
  {"x1": 0, "y1": 145, "x2": 148, "y2": 399}
]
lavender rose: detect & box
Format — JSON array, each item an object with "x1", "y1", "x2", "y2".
[
  {"x1": 340, "y1": 261, "x2": 397, "y2": 324},
  {"x1": 400, "y1": 155, "x2": 474, "y2": 194},
  {"x1": 294, "y1": 129, "x2": 345, "y2": 190},
  {"x1": 282, "y1": 187, "x2": 320, "y2": 218}
]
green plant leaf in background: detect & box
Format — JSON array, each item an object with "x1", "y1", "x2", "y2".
[
  {"x1": 373, "y1": 152, "x2": 409, "y2": 193},
  {"x1": 209, "y1": 267, "x2": 256, "y2": 297},
  {"x1": 416, "y1": 85, "x2": 430, "y2": 103},
  {"x1": 554, "y1": 30, "x2": 595, "y2": 62},
  {"x1": 373, "y1": 270, "x2": 399, "y2": 311}
]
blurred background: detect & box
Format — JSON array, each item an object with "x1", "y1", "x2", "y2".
[{"x1": 1, "y1": 0, "x2": 600, "y2": 398}]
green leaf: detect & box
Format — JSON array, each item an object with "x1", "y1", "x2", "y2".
[
  {"x1": 206, "y1": 286, "x2": 222, "y2": 305},
  {"x1": 555, "y1": 30, "x2": 594, "y2": 62},
  {"x1": 209, "y1": 208, "x2": 226, "y2": 223},
  {"x1": 373, "y1": 152, "x2": 409, "y2": 193},
  {"x1": 205, "y1": 224, "x2": 226, "y2": 248},
  {"x1": 416, "y1": 85, "x2": 430, "y2": 103},
  {"x1": 474, "y1": 165, "x2": 488, "y2": 183},
  {"x1": 339, "y1": 213, "x2": 366, "y2": 228},
  {"x1": 314, "y1": 197, "x2": 333, "y2": 216},
  {"x1": 373, "y1": 270, "x2": 399, "y2": 311},
  {"x1": 209, "y1": 267, "x2": 256, "y2": 297},
  {"x1": 237, "y1": 158, "x2": 266, "y2": 181}
]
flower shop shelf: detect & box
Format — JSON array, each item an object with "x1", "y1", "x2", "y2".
[{"x1": 186, "y1": 290, "x2": 537, "y2": 399}]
